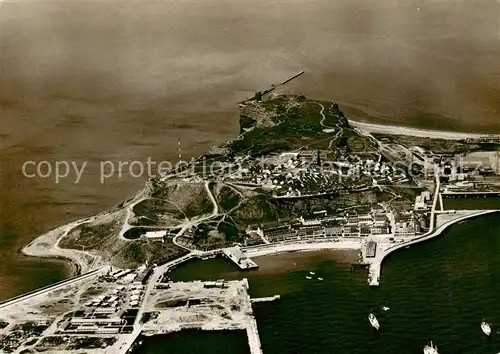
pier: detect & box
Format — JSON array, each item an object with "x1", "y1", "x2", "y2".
[
  {"x1": 251, "y1": 295, "x2": 281, "y2": 303},
  {"x1": 223, "y1": 247, "x2": 259, "y2": 270},
  {"x1": 442, "y1": 191, "x2": 500, "y2": 197},
  {"x1": 246, "y1": 318, "x2": 264, "y2": 354},
  {"x1": 367, "y1": 263, "x2": 381, "y2": 286},
  {"x1": 363, "y1": 209, "x2": 498, "y2": 287}
]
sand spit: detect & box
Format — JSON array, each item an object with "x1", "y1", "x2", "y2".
[
  {"x1": 21, "y1": 186, "x2": 150, "y2": 276},
  {"x1": 349, "y1": 120, "x2": 499, "y2": 140},
  {"x1": 22, "y1": 217, "x2": 102, "y2": 276}
]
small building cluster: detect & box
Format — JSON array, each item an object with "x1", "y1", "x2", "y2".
[{"x1": 57, "y1": 280, "x2": 146, "y2": 335}]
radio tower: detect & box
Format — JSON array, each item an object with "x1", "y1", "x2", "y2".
[{"x1": 177, "y1": 138, "x2": 182, "y2": 162}]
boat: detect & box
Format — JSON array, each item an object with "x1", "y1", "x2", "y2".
[
  {"x1": 381, "y1": 306, "x2": 390, "y2": 311},
  {"x1": 317, "y1": 277, "x2": 323, "y2": 281},
  {"x1": 309, "y1": 271, "x2": 316, "y2": 275},
  {"x1": 423, "y1": 341, "x2": 438, "y2": 354},
  {"x1": 305, "y1": 276, "x2": 312, "y2": 280},
  {"x1": 368, "y1": 312, "x2": 380, "y2": 330},
  {"x1": 481, "y1": 319, "x2": 491, "y2": 336}
]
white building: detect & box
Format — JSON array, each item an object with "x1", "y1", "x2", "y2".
[
  {"x1": 71, "y1": 317, "x2": 123, "y2": 326},
  {"x1": 144, "y1": 231, "x2": 166, "y2": 242},
  {"x1": 94, "y1": 307, "x2": 116, "y2": 314},
  {"x1": 97, "y1": 327, "x2": 120, "y2": 334}
]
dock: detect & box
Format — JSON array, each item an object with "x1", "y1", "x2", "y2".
[
  {"x1": 251, "y1": 295, "x2": 281, "y2": 303},
  {"x1": 367, "y1": 263, "x2": 381, "y2": 287},
  {"x1": 246, "y1": 317, "x2": 263, "y2": 354},
  {"x1": 223, "y1": 247, "x2": 259, "y2": 270},
  {"x1": 441, "y1": 191, "x2": 500, "y2": 196},
  {"x1": 363, "y1": 209, "x2": 499, "y2": 287}
]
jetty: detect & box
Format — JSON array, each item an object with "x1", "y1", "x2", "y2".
[
  {"x1": 246, "y1": 317, "x2": 264, "y2": 354},
  {"x1": 363, "y1": 209, "x2": 498, "y2": 287},
  {"x1": 223, "y1": 246, "x2": 259, "y2": 270},
  {"x1": 441, "y1": 191, "x2": 500, "y2": 196},
  {"x1": 251, "y1": 295, "x2": 281, "y2": 303}
]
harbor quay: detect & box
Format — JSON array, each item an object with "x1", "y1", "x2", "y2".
[
  {"x1": 362, "y1": 209, "x2": 499, "y2": 287},
  {"x1": 130, "y1": 279, "x2": 263, "y2": 354},
  {"x1": 0, "y1": 262, "x2": 266, "y2": 354},
  {"x1": 223, "y1": 247, "x2": 259, "y2": 270},
  {"x1": 251, "y1": 295, "x2": 281, "y2": 303}
]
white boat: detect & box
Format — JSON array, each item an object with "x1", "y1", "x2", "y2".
[
  {"x1": 309, "y1": 271, "x2": 316, "y2": 275},
  {"x1": 481, "y1": 319, "x2": 491, "y2": 336},
  {"x1": 368, "y1": 313, "x2": 380, "y2": 330},
  {"x1": 317, "y1": 277, "x2": 323, "y2": 281},
  {"x1": 381, "y1": 306, "x2": 390, "y2": 311},
  {"x1": 423, "y1": 341, "x2": 438, "y2": 354},
  {"x1": 305, "y1": 276, "x2": 312, "y2": 280}
]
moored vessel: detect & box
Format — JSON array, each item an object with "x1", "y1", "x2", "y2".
[
  {"x1": 481, "y1": 319, "x2": 491, "y2": 336},
  {"x1": 423, "y1": 341, "x2": 438, "y2": 354},
  {"x1": 368, "y1": 312, "x2": 380, "y2": 330}
]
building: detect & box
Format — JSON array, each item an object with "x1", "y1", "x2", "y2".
[
  {"x1": 366, "y1": 241, "x2": 377, "y2": 258},
  {"x1": 360, "y1": 225, "x2": 371, "y2": 237},
  {"x1": 414, "y1": 191, "x2": 432, "y2": 211},
  {"x1": 97, "y1": 327, "x2": 120, "y2": 334},
  {"x1": 144, "y1": 231, "x2": 166, "y2": 242},
  {"x1": 324, "y1": 224, "x2": 343, "y2": 237},
  {"x1": 94, "y1": 308, "x2": 116, "y2": 315},
  {"x1": 71, "y1": 318, "x2": 123, "y2": 326}
]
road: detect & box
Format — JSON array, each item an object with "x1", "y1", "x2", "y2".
[
  {"x1": 0, "y1": 268, "x2": 105, "y2": 309},
  {"x1": 172, "y1": 181, "x2": 219, "y2": 251}
]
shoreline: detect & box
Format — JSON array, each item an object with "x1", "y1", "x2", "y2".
[
  {"x1": 364, "y1": 209, "x2": 500, "y2": 286},
  {"x1": 16, "y1": 114, "x2": 499, "y2": 295},
  {"x1": 348, "y1": 119, "x2": 500, "y2": 140},
  {"x1": 243, "y1": 240, "x2": 361, "y2": 259},
  {"x1": 21, "y1": 219, "x2": 100, "y2": 276},
  {"x1": 20, "y1": 186, "x2": 150, "y2": 278}
]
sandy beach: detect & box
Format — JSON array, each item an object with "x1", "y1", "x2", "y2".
[
  {"x1": 349, "y1": 120, "x2": 500, "y2": 140},
  {"x1": 243, "y1": 240, "x2": 362, "y2": 259}
]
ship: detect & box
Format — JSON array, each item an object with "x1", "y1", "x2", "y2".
[
  {"x1": 305, "y1": 276, "x2": 312, "y2": 280},
  {"x1": 481, "y1": 319, "x2": 491, "y2": 336},
  {"x1": 309, "y1": 271, "x2": 316, "y2": 275},
  {"x1": 423, "y1": 341, "x2": 438, "y2": 354},
  {"x1": 317, "y1": 277, "x2": 323, "y2": 281},
  {"x1": 381, "y1": 306, "x2": 390, "y2": 311},
  {"x1": 368, "y1": 312, "x2": 380, "y2": 330}
]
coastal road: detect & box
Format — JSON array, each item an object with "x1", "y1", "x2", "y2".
[{"x1": 0, "y1": 267, "x2": 105, "y2": 310}]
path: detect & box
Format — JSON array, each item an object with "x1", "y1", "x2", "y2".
[{"x1": 172, "y1": 181, "x2": 220, "y2": 251}]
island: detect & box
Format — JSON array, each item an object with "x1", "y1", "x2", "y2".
[{"x1": 1, "y1": 89, "x2": 499, "y2": 353}]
